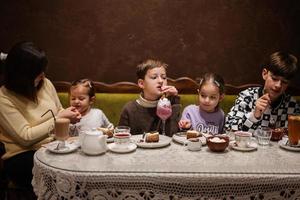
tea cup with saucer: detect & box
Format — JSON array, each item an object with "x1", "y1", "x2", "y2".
[
  {"x1": 234, "y1": 131, "x2": 258, "y2": 149},
  {"x1": 109, "y1": 131, "x2": 137, "y2": 153}
]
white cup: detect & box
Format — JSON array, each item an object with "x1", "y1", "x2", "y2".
[
  {"x1": 235, "y1": 131, "x2": 257, "y2": 148},
  {"x1": 184, "y1": 138, "x2": 202, "y2": 151}
]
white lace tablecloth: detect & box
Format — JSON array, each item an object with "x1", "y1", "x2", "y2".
[{"x1": 32, "y1": 135, "x2": 300, "y2": 200}]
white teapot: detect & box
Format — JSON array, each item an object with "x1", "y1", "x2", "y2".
[{"x1": 81, "y1": 129, "x2": 107, "y2": 155}]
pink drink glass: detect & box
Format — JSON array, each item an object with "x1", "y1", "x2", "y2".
[{"x1": 156, "y1": 98, "x2": 172, "y2": 135}]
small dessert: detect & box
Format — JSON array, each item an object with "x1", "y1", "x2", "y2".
[
  {"x1": 145, "y1": 132, "x2": 159, "y2": 143},
  {"x1": 207, "y1": 135, "x2": 229, "y2": 152},
  {"x1": 186, "y1": 130, "x2": 201, "y2": 139},
  {"x1": 209, "y1": 137, "x2": 226, "y2": 143},
  {"x1": 271, "y1": 127, "x2": 286, "y2": 141},
  {"x1": 97, "y1": 127, "x2": 114, "y2": 138}
]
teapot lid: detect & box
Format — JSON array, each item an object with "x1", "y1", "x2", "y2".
[{"x1": 85, "y1": 129, "x2": 103, "y2": 136}]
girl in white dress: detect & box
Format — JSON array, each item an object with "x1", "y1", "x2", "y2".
[{"x1": 69, "y1": 78, "x2": 113, "y2": 136}]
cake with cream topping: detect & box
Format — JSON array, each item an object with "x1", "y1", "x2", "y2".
[
  {"x1": 186, "y1": 130, "x2": 201, "y2": 139},
  {"x1": 145, "y1": 132, "x2": 159, "y2": 143}
]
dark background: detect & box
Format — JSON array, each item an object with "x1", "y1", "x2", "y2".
[{"x1": 0, "y1": 0, "x2": 299, "y2": 87}]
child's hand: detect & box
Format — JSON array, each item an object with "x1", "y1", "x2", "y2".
[
  {"x1": 254, "y1": 93, "x2": 271, "y2": 119},
  {"x1": 58, "y1": 106, "x2": 82, "y2": 123},
  {"x1": 71, "y1": 107, "x2": 82, "y2": 123},
  {"x1": 178, "y1": 119, "x2": 191, "y2": 130},
  {"x1": 161, "y1": 85, "x2": 178, "y2": 97}
]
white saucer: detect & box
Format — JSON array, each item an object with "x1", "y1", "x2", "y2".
[
  {"x1": 45, "y1": 141, "x2": 79, "y2": 154},
  {"x1": 278, "y1": 140, "x2": 300, "y2": 152},
  {"x1": 136, "y1": 135, "x2": 172, "y2": 148},
  {"x1": 108, "y1": 143, "x2": 137, "y2": 153},
  {"x1": 230, "y1": 141, "x2": 257, "y2": 152},
  {"x1": 172, "y1": 133, "x2": 207, "y2": 145}
]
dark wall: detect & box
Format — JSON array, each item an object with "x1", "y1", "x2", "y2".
[{"x1": 0, "y1": 0, "x2": 299, "y2": 87}]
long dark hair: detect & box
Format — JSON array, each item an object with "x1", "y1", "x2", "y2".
[{"x1": 4, "y1": 42, "x2": 48, "y2": 102}]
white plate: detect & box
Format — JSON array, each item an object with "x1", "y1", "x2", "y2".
[
  {"x1": 279, "y1": 140, "x2": 300, "y2": 152},
  {"x1": 136, "y1": 135, "x2": 172, "y2": 148},
  {"x1": 230, "y1": 141, "x2": 257, "y2": 152},
  {"x1": 45, "y1": 141, "x2": 79, "y2": 154},
  {"x1": 172, "y1": 132, "x2": 207, "y2": 145},
  {"x1": 108, "y1": 143, "x2": 137, "y2": 153}
]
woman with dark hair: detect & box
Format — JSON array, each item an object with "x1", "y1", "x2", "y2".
[{"x1": 0, "y1": 42, "x2": 81, "y2": 196}]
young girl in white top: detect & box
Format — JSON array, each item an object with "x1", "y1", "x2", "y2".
[
  {"x1": 69, "y1": 78, "x2": 113, "y2": 135},
  {"x1": 179, "y1": 73, "x2": 225, "y2": 135}
]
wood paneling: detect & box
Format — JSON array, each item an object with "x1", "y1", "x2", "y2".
[
  {"x1": 53, "y1": 77, "x2": 300, "y2": 95},
  {"x1": 0, "y1": 0, "x2": 299, "y2": 89}
]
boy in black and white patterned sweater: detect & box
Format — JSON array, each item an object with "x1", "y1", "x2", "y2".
[{"x1": 225, "y1": 51, "x2": 300, "y2": 133}]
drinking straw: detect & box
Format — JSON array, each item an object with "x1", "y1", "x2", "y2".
[{"x1": 41, "y1": 109, "x2": 56, "y2": 121}]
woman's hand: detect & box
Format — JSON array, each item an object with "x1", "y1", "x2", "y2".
[
  {"x1": 57, "y1": 106, "x2": 82, "y2": 123},
  {"x1": 161, "y1": 85, "x2": 178, "y2": 97}
]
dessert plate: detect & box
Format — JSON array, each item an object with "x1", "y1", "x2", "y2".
[
  {"x1": 45, "y1": 141, "x2": 79, "y2": 154},
  {"x1": 229, "y1": 141, "x2": 257, "y2": 152},
  {"x1": 108, "y1": 143, "x2": 137, "y2": 153},
  {"x1": 278, "y1": 140, "x2": 300, "y2": 152},
  {"x1": 136, "y1": 135, "x2": 172, "y2": 148},
  {"x1": 172, "y1": 132, "x2": 207, "y2": 145}
]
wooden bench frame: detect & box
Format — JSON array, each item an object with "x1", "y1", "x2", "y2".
[{"x1": 53, "y1": 77, "x2": 300, "y2": 95}]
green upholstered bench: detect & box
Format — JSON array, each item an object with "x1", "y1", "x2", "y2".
[
  {"x1": 54, "y1": 77, "x2": 300, "y2": 126},
  {"x1": 58, "y1": 93, "x2": 237, "y2": 125},
  {"x1": 57, "y1": 93, "x2": 300, "y2": 126}
]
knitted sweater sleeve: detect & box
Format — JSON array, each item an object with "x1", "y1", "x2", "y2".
[
  {"x1": 224, "y1": 89, "x2": 259, "y2": 131},
  {"x1": 0, "y1": 79, "x2": 59, "y2": 147},
  {"x1": 118, "y1": 102, "x2": 131, "y2": 127}
]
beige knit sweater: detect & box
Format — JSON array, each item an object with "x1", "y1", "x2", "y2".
[{"x1": 0, "y1": 78, "x2": 63, "y2": 159}]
